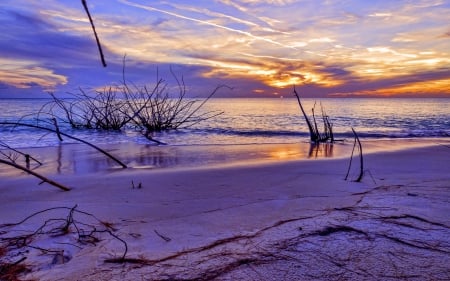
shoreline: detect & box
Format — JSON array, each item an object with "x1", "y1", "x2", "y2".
[
  {"x1": 0, "y1": 137, "x2": 448, "y2": 176},
  {"x1": 0, "y1": 139, "x2": 449, "y2": 280}
]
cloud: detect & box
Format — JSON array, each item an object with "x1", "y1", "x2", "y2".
[
  {"x1": 119, "y1": 0, "x2": 297, "y2": 49},
  {"x1": 220, "y1": 0, "x2": 297, "y2": 6},
  {"x1": 368, "y1": 12, "x2": 392, "y2": 18},
  {"x1": 1, "y1": 0, "x2": 449, "y2": 98},
  {"x1": 0, "y1": 58, "x2": 67, "y2": 89},
  {"x1": 328, "y1": 69, "x2": 450, "y2": 98},
  {"x1": 330, "y1": 78, "x2": 450, "y2": 98}
]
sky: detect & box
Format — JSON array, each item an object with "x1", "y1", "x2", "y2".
[{"x1": 0, "y1": 0, "x2": 449, "y2": 98}]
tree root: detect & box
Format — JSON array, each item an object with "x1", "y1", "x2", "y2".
[{"x1": 0, "y1": 205, "x2": 127, "y2": 279}]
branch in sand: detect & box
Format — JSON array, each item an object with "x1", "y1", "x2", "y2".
[
  {"x1": 293, "y1": 86, "x2": 334, "y2": 143},
  {"x1": 345, "y1": 127, "x2": 364, "y2": 182}
]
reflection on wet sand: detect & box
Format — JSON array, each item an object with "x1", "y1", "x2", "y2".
[
  {"x1": 0, "y1": 142, "x2": 352, "y2": 176},
  {"x1": 308, "y1": 143, "x2": 334, "y2": 158}
]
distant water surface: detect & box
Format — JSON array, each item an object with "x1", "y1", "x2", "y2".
[{"x1": 0, "y1": 98, "x2": 448, "y2": 148}]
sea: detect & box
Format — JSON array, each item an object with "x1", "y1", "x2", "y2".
[{"x1": 0, "y1": 98, "x2": 449, "y2": 148}]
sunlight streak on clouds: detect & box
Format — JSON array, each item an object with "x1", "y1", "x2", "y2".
[
  {"x1": 1, "y1": 0, "x2": 449, "y2": 97},
  {"x1": 333, "y1": 78, "x2": 450, "y2": 97}
]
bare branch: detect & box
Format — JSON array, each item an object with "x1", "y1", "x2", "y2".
[
  {"x1": 0, "y1": 122, "x2": 127, "y2": 168},
  {"x1": 0, "y1": 158, "x2": 70, "y2": 191},
  {"x1": 81, "y1": 0, "x2": 107, "y2": 67}
]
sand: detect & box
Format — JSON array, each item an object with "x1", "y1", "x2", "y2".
[{"x1": 0, "y1": 139, "x2": 449, "y2": 280}]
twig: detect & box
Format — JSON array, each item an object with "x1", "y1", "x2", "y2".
[
  {"x1": 154, "y1": 230, "x2": 171, "y2": 242},
  {"x1": 0, "y1": 140, "x2": 42, "y2": 166}
]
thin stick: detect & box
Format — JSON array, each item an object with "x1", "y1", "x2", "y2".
[
  {"x1": 345, "y1": 132, "x2": 357, "y2": 181},
  {"x1": 52, "y1": 118, "x2": 63, "y2": 141},
  {"x1": 154, "y1": 229, "x2": 171, "y2": 242},
  {"x1": 352, "y1": 127, "x2": 364, "y2": 182},
  {"x1": 81, "y1": 0, "x2": 107, "y2": 67},
  {"x1": 293, "y1": 86, "x2": 317, "y2": 142}
]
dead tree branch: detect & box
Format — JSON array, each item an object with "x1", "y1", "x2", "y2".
[
  {"x1": 81, "y1": 0, "x2": 106, "y2": 67},
  {"x1": 0, "y1": 158, "x2": 70, "y2": 191},
  {"x1": 293, "y1": 86, "x2": 316, "y2": 142},
  {"x1": 0, "y1": 140, "x2": 42, "y2": 167},
  {"x1": 0, "y1": 122, "x2": 127, "y2": 168}
]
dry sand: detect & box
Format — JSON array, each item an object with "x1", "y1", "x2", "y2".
[{"x1": 0, "y1": 139, "x2": 449, "y2": 280}]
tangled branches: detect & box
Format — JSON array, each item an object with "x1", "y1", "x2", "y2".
[
  {"x1": 0, "y1": 205, "x2": 127, "y2": 280},
  {"x1": 36, "y1": 66, "x2": 231, "y2": 144}
]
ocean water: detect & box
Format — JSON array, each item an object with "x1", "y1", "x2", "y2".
[{"x1": 0, "y1": 98, "x2": 449, "y2": 148}]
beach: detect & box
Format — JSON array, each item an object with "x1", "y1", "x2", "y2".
[
  {"x1": 2, "y1": 0, "x2": 450, "y2": 280},
  {"x1": 0, "y1": 139, "x2": 449, "y2": 280}
]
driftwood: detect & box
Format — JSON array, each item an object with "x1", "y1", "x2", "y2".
[
  {"x1": 0, "y1": 122, "x2": 127, "y2": 168},
  {"x1": 0, "y1": 158, "x2": 70, "y2": 191}
]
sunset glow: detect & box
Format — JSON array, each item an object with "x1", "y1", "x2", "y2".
[{"x1": 0, "y1": 0, "x2": 449, "y2": 98}]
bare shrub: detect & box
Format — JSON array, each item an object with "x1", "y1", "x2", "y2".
[
  {"x1": 122, "y1": 68, "x2": 230, "y2": 140},
  {"x1": 38, "y1": 65, "x2": 231, "y2": 143},
  {"x1": 39, "y1": 88, "x2": 129, "y2": 131}
]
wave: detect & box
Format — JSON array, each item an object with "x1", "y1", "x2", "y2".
[{"x1": 189, "y1": 128, "x2": 450, "y2": 139}]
